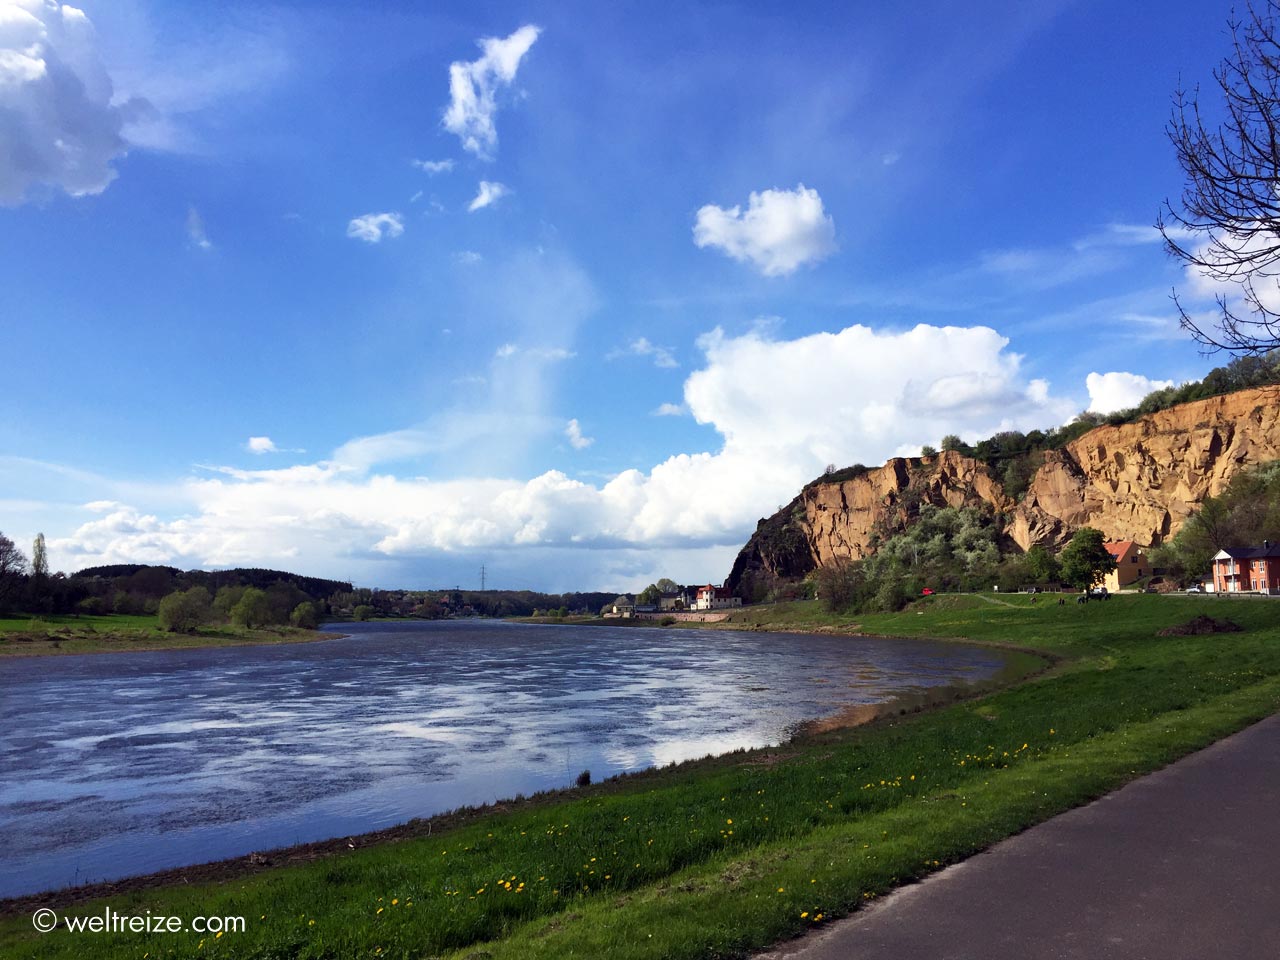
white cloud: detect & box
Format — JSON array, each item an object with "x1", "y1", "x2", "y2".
[
  {"x1": 246, "y1": 436, "x2": 278, "y2": 454},
  {"x1": 412, "y1": 158, "x2": 454, "y2": 175},
  {"x1": 494, "y1": 343, "x2": 574, "y2": 361},
  {"x1": 50, "y1": 321, "x2": 1075, "y2": 590},
  {"x1": 442, "y1": 24, "x2": 540, "y2": 159},
  {"x1": 186, "y1": 205, "x2": 212, "y2": 250},
  {"x1": 652, "y1": 402, "x2": 686, "y2": 417},
  {"x1": 693, "y1": 184, "x2": 836, "y2": 277},
  {"x1": 468, "y1": 180, "x2": 509, "y2": 212},
  {"x1": 1085, "y1": 371, "x2": 1175, "y2": 414},
  {"x1": 609, "y1": 337, "x2": 678, "y2": 368},
  {"x1": 0, "y1": 1, "x2": 148, "y2": 204},
  {"x1": 346, "y1": 212, "x2": 404, "y2": 243},
  {"x1": 453, "y1": 250, "x2": 483, "y2": 265},
  {"x1": 565, "y1": 419, "x2": 593, "y2": 450}
]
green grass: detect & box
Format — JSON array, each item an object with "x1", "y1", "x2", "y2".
[
  {"x1": 0, "y1": 613, "x2": 329, "y2": 656},
  {"x1": 3, "y1": 595, "x2": 1279, "y2": 959}
]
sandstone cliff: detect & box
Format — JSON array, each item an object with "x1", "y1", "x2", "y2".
[{"x1": 726, "y1": 385, "x2": 1280, "y2": 595}]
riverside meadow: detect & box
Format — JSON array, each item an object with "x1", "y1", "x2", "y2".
[{"x1": 2, "y1": 593, "x2": 1277, "y2": 959}]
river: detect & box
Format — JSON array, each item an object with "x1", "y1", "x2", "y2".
[{"x1": 0, "y1": 620, "x2": 1009, "y2": 897}]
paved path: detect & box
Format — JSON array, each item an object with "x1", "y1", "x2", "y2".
[{"x1": 757, "y1": 712, "x2": 1280, "y2": 960}]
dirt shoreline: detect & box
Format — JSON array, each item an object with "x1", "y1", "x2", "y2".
[
  {"x1": 0, "y1": 622, "x2": 1053, "y2": 917},
  {"x1": 0, "y1": 627, "x2": 348, "y2": 659}
]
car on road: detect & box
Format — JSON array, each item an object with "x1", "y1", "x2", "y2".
[{"x1": 1185, "y1": 585, "x2": 1205, "y2": 593}]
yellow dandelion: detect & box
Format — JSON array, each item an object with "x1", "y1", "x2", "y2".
[
  {"x1": 391, "y1": 899, "x2": 398, "y2": 906},
  {"x1": 800, "y1": 911, "x2": 809, "y2": 918}
]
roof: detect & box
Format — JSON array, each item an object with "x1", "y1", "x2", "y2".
[
  {"x1": 1215, "y1": 544, "x2": 1280, "y2": 559},
  {"x1": 1104, "y1": 540, "x2": 1138, "y2": 559}
]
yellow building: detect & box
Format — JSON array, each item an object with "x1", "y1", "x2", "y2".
[{"x1": 1103, "y1": 540, "x2": 1149, "y2": 591}]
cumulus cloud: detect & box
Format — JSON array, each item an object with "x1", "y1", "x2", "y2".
[
  {"x1": 186, "y1": 205, "x2": 211, "y2": 250},
  {"x1": 442, "y1": 24, "x2": 540, "y2": 159},
  {"x1": 565, "y1": 419, "x2": 593, "y2": 450},
  {"x1": 412, "y1": 158, "x2": 454, "y2": 175},
  {"x1": 609, "y1": 337, "x2": 677, "y2": 368},
  {"x1": 0, "y1": 1, "x2": 149, "y2": 204},
  {"x1": 1085, "y1": 371, "x2": 1175, "y2": 415},
  {"x1": 693, "y1": 184, "x2": 836, "y2": 276},
  {"x1": 346, "y1": 212, "x2": 404, "y2": 243},
  {"x1": 246, "y1": 436, "x2": 278, "y2": 454},
  {"x1": 50, "y1": 321, "x2": 1077, "y2": 589},
  {"x1": 652, "y1": 402, "x2": 686, "y2": 417},
  {"x1": 468, "y1": 180, "x2": 509, "y2": 211}
]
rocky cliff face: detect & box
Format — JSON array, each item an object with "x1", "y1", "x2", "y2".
[{"x1": 726, "y1": 385, "x2": 1280, "y2": 596}]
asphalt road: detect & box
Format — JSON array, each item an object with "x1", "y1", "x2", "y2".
[{"x1": 756, "y1": 712, "x2": 1280, "y2": 960}]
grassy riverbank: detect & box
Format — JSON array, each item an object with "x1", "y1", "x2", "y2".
[
  {"x1": 3, "y1": 594, "x2": 1279, "y2": 959},
  {"x1": 0, "y1": 613, "x2": 332, "y2": 657}
]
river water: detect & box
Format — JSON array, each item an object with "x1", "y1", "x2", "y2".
[{"x1": 0, "y1": 620, "x2": 1008, "y2": 897}]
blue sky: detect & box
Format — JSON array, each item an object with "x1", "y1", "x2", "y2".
[{"x1": 0, "y1": 0, "x2": 1244, "y2": 591}]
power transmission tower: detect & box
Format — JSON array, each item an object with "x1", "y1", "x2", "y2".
[{"x1": 480, "y1": 563, "x2": 487, "y2": 591}]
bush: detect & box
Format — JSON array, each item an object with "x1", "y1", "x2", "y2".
[
  {"x1": 76, "y1": 595, "x2": 109, "y2": 615},
  {"x1": 290, "y1": 602, "x2": 319, "y2": 629},
  {"x1": 231, "y1": 587, "x2": 273, "y2": 629},
  {"x1": 157, "y1": 587, "x2": 212, "y2": 633},
  {"x1": 575, "y1": 769, "x2": 592, "y2": 787},
  {"x1": 353, "y1": 604, "x2": 375, "y2": 622}
]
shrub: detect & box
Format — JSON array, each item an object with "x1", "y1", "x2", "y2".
[
  {"x1": 231, "y1": 587, "x2": 273, "y2": 629},
  {"x1": 353, "y1": 604, "x2": 375, "y2": 622},
  {"x1": 157, "y1": 587, "x2": 212, "y2": 633},
  {"x1": 290, "y1": 602, "x2": 319, "y2": 629}
]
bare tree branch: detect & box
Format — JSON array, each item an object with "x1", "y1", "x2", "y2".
[{"x1": 1160, "y1": 1, "x2": 1280, "y2": 354}]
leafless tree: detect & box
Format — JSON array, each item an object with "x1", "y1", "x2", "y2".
[{"x1": 1159, "y1": 1, "x2": 1280, "y2": 353}]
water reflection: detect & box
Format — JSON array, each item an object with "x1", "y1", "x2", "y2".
[{"x1": 0, "y1": 620, "x2": 1006, "y2": 897}]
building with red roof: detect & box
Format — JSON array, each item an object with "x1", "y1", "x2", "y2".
[{"x1": 1102, "y1": 540, "x2": 1149, "y2": 592}]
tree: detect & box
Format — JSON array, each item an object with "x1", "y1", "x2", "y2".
[
  {"x1": 1159, "y1": 1, "x2": 1280, "y2": 353},
  {"x1": 637, "y1": 583, "x2": 661, "y2": 605},
  {"x1": 940, "y1": 434, "x2": 966, "y2": 453},
  {"x1": 1058, "y1": 528, "x2": 1117, "y2": 591},
  {"x1": 1025, "y1": 544, "x2": 1060, "y2": 584},
  {"x1": 290, "y1": 601, "x2": 319, "y2": 629},
  {"x1": 0, "y1": 532, "x2": 27, "y2": 614},
  {"x1": 158, "y1": 587, "x2": 212, "y2": 633},
  {"x1": 213, "y1": 585, "x2": 246, "y2": 621},
  {"x1": 920, "y1": 444, "x2": 938, "y2": 458},
  {"x1": 31, "y1": 533, "x2": 48, "y2": 580},
  {"x1": 231, "y1": 587, "x2": 272, "y2": 628},
  {"x1": 353, "y1": 604, "x2": 375, "y2": 622},
  {"x1": 654, "y1": 578, "x2": 680, "y2": 594}
]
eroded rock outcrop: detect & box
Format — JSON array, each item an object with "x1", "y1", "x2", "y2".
[{"x1": 726, "y1": 385, "x2": 1280, "y2": 595}]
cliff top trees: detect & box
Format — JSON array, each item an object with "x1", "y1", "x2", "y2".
[{"x1": 1160, "y1": 1, "x2": 1280, "y2": 353}]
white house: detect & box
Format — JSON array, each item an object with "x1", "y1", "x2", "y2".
[{"x1": 693, "y1": 584, "x2": 742, "y2": 611}]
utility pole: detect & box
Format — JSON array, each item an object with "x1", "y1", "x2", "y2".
[{"x1": 480, "y1": 563, "x2": 487, "y2": 591}]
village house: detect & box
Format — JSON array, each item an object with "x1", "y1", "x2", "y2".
[
  {"x1": 1102, "y1": 540, "x2": 1150, "y2": 592},
  {"x1": 657, "y1": 591, "x2": 690, "y2": 611},
  {"x1": 693, "y1": 584, "x2": 742, "y2": 611},
  {"x1": 1212, "y1": 542, "x2": 1280, "y2": 594}
]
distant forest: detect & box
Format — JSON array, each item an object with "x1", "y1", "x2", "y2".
[{"x1": 0, "y1": 549, "x2": 614, "y2": 623}]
